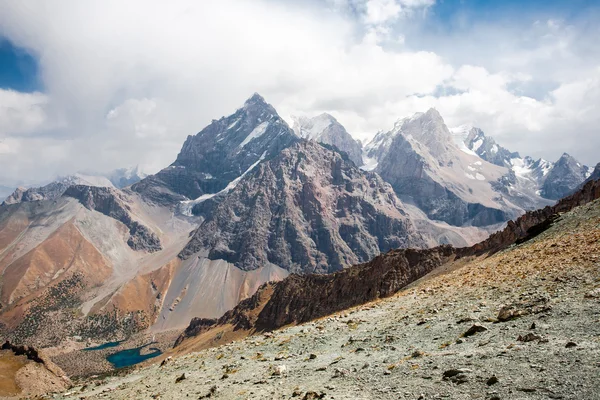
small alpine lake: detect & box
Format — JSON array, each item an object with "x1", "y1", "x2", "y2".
[{"x1": 105, "y1": 343, "x2": 162, "y2": 369}]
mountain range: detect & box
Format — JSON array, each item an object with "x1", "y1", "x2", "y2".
[{"x1": 0, "y1": 93, "x2": 594, "y2": 351}]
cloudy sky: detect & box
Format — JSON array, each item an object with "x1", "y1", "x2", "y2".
[{"x1": 0, "y1": 0, "x2": 599, "y2": 185}]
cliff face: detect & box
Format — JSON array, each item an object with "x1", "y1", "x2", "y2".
[{"x1": 175, "y1": 178, "x2": 600, "y2": 347}]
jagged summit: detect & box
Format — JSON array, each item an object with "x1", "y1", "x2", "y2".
[
  {"x1": 244, "y1": 92, "x2": 268, "y2": 106},
  {"x1": 541, "y1": 152, "x2": 590, "y2": 199},
  {"x1": 132, "y1": 94, "x2": 298, "y2": 205}
]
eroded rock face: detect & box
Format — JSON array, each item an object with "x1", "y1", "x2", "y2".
[
  {"x1": 63, "y1": 185, "x2": 161, "y2": 252},
  {"x1": 174, "y1": 245, "x2": 455, "y2": 345},
  {"x1": 179, "y1": 141, "x2": 426, "y2": 274},
  {"x1": 1, "y1": 341, "x2": 72, "y2": 391},
  {"x1": 132, "y1": 93, "x2": 299, "y2": 205},
  {"x1": 466, "y1": 178, "x2": 600, "y2": 256}
]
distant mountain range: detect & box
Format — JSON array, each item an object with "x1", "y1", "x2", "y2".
[{"x1": 0, "y1": 93, "x2": 595, "y2": 349}]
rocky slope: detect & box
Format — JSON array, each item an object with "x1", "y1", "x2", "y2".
[
  {"x1": 0, "y1": 342, "x2": 71, "y2": 397},
  {"x1": 292, "y1": 113, "x2": 363, "y2": 166},
  {"x1": 0, "y1": 187, "x2": 197, "y2": 347},
  {"x1": 132, "y1": 94, "x2": 299, "y2": 207},
  {"x1": 63, "y1": 185, "x2": 162, "y2": 252},
  {"x1": 55, "y1": 179, "x2": 600, "y2": 400}
]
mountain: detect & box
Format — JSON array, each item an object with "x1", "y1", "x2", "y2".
[
  {"x1": 451, "y1": 126, "x2": 591, "y2": 203},
  {"x1": 2, "y1": 173, "x2": 114, "y2": 205},
  {"x1": 0, "y1": 180, "x2": 196, "y2": 347},
  {"x1": 364, "y1": 109, "x2": 525, "y2": 227},
  {"x1": 0, "y1": 185, "x2": 15, "y2": 202},
  {"x1": 540, "y1": 153, "x2": 590, "y2": 199},
  {"x1": 131, "y1": 93, "x2": 299, "y2": 207},
  {"x1": 180, "y1": 140, "x2": 427, "y2": 275},
  {"x1": 292, "y1": 113, "x2": 363, "y2": 166},
  {"x1": 1, "y1": 91, "x2": 596, "y2": 385}
]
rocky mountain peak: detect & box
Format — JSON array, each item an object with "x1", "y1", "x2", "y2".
[
  {"x1": 132, "y1": 94, "x2": 298, "y2": 205},
  {"x1": 244, "y1": 92, "x2": 268, "y2": 107},
  {"x1": 396, "y1": 109, "x2": 455, "y2": 161},
  {"x1": 239, "y1": 92, "x2": 278, "y2": 121},
  {"x1": 461, "y1": 127, "x2": 520, "y2": 167},
  {"x1": 291, "y1": 113, "x2": 363, "y2": 166},
  {"x1": 540, "y1": 152, "x2": 589, "y2": 200}
]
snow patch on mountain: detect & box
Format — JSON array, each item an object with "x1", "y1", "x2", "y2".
[
  {"x1": 180, "y1": 151, "x2": 268, "y2": 216},
  {"x1": 239, "y1": 121, "x2": 270, "y2": 148}
]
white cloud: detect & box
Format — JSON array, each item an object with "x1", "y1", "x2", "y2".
[
  {"x1": 364, "y1": 0, "x2": 402, "y2": 24},
  {"x1": 0, "y1": 0, "x2": 598, "y2": 185},
  {"x1": 0, "y1": 89, "x2": 48, "y2": 136}
]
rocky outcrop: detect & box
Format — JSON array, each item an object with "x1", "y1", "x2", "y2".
[
  {"x1": 3, "y1": 182, "x2": 69, "y2": 205},
  {"x1": 1, "y1": 341, "x2": 71, "y2": 388},
  {"x1": 64, "y1": 185, "x2": 161, "y2": 252},
  {"x1": 173, "y1": 318, "x2": 218, "y2": 347},
  {"x1": 179, "y1": 140, "x2": 426, "y2": 274},
  {"x1": 132, "y1": 93, "x2": 299, "y2": 205},
  {"x1": 292, "y1": 113, "x2": 363, "y2": 166},
  {"x1": 175, "y1": 245, "x2": 453, "y2": 344},
  {"x1": 176, "y1": 177, "x2": 600, "y2": 346}
]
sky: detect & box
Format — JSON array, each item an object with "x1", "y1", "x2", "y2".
[{"x1": 0, "y1": 0, "x2": 599, "y2": 185}]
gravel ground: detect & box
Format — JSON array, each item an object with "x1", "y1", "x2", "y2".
[{"x1": 45, "y1": 201, "x2": 600, "y2": 400}]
